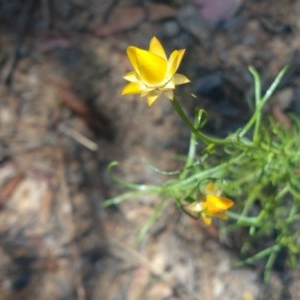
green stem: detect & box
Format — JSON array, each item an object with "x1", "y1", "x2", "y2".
[
  {"x1": 135, "y1": 197, "x2": 169, "y2": 243},
  {"x1": 236, "y1": 244, "x2": 280, "y2": 267},
  {"x1": 250, "y1": 67, "x2": 262, "y2": 142},
  {"x1": 171, "y1": 97, "x2": 228, "y2": 145},
  {"x1": 227, "y1": 212, "x2": 259, "y2": 226},
  {"x1": 239, "y1": 66, "x2": 288, "y2": 140},
  {"x1": 179, "y1": 123, "x2": 198, "y2": 180},
  {"x1": 171, "y1": 153, "x2": 246, "y2": 199}
]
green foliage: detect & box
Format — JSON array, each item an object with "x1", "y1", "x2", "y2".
[{"x1": 105, "y1": 67, "x2": 300, "y2": 280}]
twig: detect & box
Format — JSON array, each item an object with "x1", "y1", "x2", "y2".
[{"x1": 59, "y1": 123, "x2": 98, "y2": 151}]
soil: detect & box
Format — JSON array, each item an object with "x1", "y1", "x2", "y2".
[{"x1": 0, "y1": 0, "x2": 300, "y2": 299}]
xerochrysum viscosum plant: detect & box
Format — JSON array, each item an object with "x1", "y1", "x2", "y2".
[{"x1": 105, "y1": 36, "x2": 300, "y2": 279}]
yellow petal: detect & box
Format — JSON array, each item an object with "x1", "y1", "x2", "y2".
[
  {"x1": 123, "y1": 71, "x2": 139, "y2": 82},
  {"x1": 122, "y1": 82, "x2": 146, "y2": 95},
  {"x1": 149, "y1": 36, "x2": 167, "y2": 59},
  {"x1": 147, "y1": 94, "x2": 159, "y2": 106},
  {"x1": 205, "y1": 182, "x2": 217, "y2": 194},
  {"x1": 202, "y1": 215, "x2": 212, "y2": 225},
  {"x1": 204, "y1": 182, "x2": 222, "y2": 196},
  {"x1": 204, "y1": 195, "x2": 234, "y2": 215},
  {"x1": 127, "y1": 47, "x2": 168, "y2": 87},
  {"x1": 164, "y1": 78, "x2": 175, "y2": 89},
  {"x1": 173, "y1": 73, "x2": 190, "y2": 85},
  {"x1": 186, "y1": 201, "x2": 202, "y2": 213},
  {"x1": 167, "y1": 49, "x2": 186, "y2": 79},
  {"x1": 163, "y1": 89, "x2": 174, "y2": 100}
]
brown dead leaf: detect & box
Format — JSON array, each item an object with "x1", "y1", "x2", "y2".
[
  {"x1": 0, "y1": 173, "x2": 24, "y2": 207},
  {"x1": 57, "y1": 84, "x2": 92, "y2": 117},
  {"x1": 95, "y1": 4, "x2": 175, "y2": 37},
  {"x1": 36, "y1": 38, "x2": 72, "y2": 53},
  {"x1": 96, "y1": 6, "x2": 145, "y2": 37},
  {"x1": 56, "y1": 84, "x2": 114, "y2": 140},
  {"x1": 39, "y1": 184, "x2": 53, "y2": 225},
  {"x1": 147, "y1": 3, "x2": 176, "y2": 21}
]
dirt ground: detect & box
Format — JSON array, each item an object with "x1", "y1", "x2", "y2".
[{"x1": 0, "y1": 0, "x2": 300, "y2": 299}]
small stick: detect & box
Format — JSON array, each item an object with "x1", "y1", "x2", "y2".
[{"x1": 59, "y1": 123, "x2": 98, "y2": 151}]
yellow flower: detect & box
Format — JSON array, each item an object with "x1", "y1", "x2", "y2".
[
  {"x1": 122, "y1": 36, "x2": 190, "y2": 106},
  {"x1": 183, "y1": 182, "x2": 234, "y2": 225}
]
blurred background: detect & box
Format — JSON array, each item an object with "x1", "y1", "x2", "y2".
[{"x1": 0, "y1": 0, "x2": 300, "y2": 299}]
